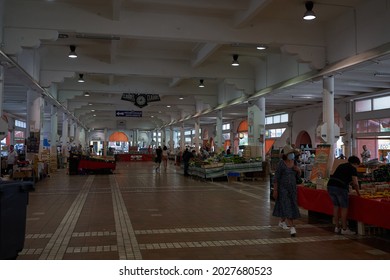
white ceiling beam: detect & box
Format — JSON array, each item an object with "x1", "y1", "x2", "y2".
[{"x1": 234, "y1": 0, "x2": 272, "y2": 28}]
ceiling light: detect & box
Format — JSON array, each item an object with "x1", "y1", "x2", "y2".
[
  {"x1": 84, "y1": 92, "x2": 90, "y2": 97},
  {"x1": 231, "y1": 54, "x2": 239, "y2": 66},
  {"x1": 198, "y1": 79, "x2": 205, "y2": 88},
  {"x1": 303, "y1": 1, "x2": 316, "y2": 21},
  {"x1": 179, "y1": 97, "x2": 184, "y2": 100},
  {"x1": 68, "y1": 45, "x2": 78, "y2": 58},
  {"x1": 167, "y1": 105, "x2": 171, "y2": 108},
  {"x1": 256, "y1": 45, "x2": 267, "y2": 50},
  {"x1": 78, "y1": 74, "x2": 85, "y2": 83}
]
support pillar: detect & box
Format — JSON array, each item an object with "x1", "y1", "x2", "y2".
[{"x1": 323, "y1": 75, "x2": 335, "y2": 175}]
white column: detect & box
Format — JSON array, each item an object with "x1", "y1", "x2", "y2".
[
  {"x1": 180, "y1": 123, "x2": 185, "y2": 151},
  {"x1": 61, "y1": 113, "x2": 69, "y2": 161},
  {"x1": 215, "y1": 110, "x2": 223, "y2": 152},
  {"x1": 323, "y1": 75, "x2": 335, "y2": 175},
  {"x1": 194, "y1": 118, "x2": 200, "y2": 153},
  {"x1": 169, "y1": 126, "x2": 174, "y2": 151},
  {"x1": 103, "y1": 128, "x2": 107, "y2": 156},
  {"x1": 50, "y1": 105, "x2": 58, "y2": 155},
  {"x1": 248, "y1": 97, "x2": 265, "y2": 159}
]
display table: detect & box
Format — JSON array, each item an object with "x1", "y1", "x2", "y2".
[
  {"x1": 78, "y1": 158, "x2": 116, "y2": 173},
  {"x1": 188, "y1": 162, "x2": 263, "y2": 180},
  {"x1": 297, "y1": 186, "x2": 390, "y2": 234}
]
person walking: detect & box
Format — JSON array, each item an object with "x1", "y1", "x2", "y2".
[
  {"x1": 272, "y1": 146, "x2": 301, "y2": 237},
  {"x1": 327, "y1": 155, "x2": 361, "y2": 235},
  {"x1": 162, "y1": 145, "x2": 169, "y2": 171},
  {"x1": 360, "y1": 145, "x2": 371, "y2": 163},
  {"x1": 155, "y1": 146, "x2": 162, "y2": 172},
  {"x1": 6, "y1": 144, "x2": 18, "y2": 176}
]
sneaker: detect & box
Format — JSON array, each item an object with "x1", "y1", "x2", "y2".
[
  {"x1": 341, "y1": 228, "x2": 356, "y2": 235},
  {"x1": 334, "y1": 227, "x2": 341, "y2": 234},
  {"x1": 278, "y1": 221, "x2": 289, "y2": 230},
  {"x1": 290, "y1": 227, "x2": 296, "y2": 237}
]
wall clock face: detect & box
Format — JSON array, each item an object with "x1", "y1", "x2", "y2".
[{"x1": 135, "y1": 94, "x2": 147, "y2": 107}]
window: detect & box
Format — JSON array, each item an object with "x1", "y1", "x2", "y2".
[
  {"x1": 355, "y1": 99, "x2": 371, "y2": 112},
  {"x1": 265, "y1": 113, "x2": 288, "y2": 125},
  {"x1": 266, "y1": 128, "x2": 286, "y2": 138},
  {"x1": 222, "y1": 123, "x2": 230, "y2": 130},
  {"x1": 355, "y1": 95, "x2": 390, "y2": 112},
  {"x1": 15, "y1": 120, "x2": 26, "y2": 128},
  {"x1": 373, "y1": 96, "x2": 390, "y2": 110}
]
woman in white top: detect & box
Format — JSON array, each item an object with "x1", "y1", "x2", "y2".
[{"x1": 7, "y1": 144, "x2": 18, "y2": 175}]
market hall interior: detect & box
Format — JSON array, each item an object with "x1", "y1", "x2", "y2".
[{"x1": 16, "y1": 161, "x2": 390, "y2": 260}]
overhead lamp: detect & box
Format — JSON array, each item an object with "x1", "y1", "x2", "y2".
[
  {"x1": 231, "y1": 54, "x2": 239, "y2": 66},
  {"x1": 198, "y1": 79, "x2": 205, "y2": 88},
  {"x1": 303, "y1": 1, "x2": 316, "y2": 21},
  {"x1": 68, "y1": 45, "x2": 78, "y2": 58},
  {"x1": 78, "y1": 74, "x2": 85, "y2": 83},
  {"x1": 256, "y1": 45, "x2": 267, "y2": 50},
  {"x1": 84, "y1": 92, "x2": 90, "y2": 97}
]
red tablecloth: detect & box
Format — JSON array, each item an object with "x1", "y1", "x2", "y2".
[
  {"x1": 297, "y1": 186, "x2": 390, "y2": 230},
  {"x1": 78, "y1": 159, "x2": 116, "y2": 171},
  {"x1": 116, "y1": 154, "x2": 154, "y2": 161}
]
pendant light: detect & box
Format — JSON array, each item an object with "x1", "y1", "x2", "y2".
[
  {"x1": 231, "y1": 54, "x2": 239, "y2": 66},
  {"x1": 68, "y1": 45, "x2": 78, "y2": 58},
  {"x1": 303, "y1": 1, "x2": 316, "y2": 21},
  {"x1": 78, "y1": 74, "x2": 85, "y2": 83},
  {"x1": 198, "y1": 79, "x2": 205, "y2": 88}
]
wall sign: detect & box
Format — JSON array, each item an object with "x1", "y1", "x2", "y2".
[{"x1": 116, "y1": 110, "x2": 142, "y2": 118}]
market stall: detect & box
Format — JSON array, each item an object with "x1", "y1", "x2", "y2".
[
  {"x1": 69, "y1": 154, "x2": 116, "y2": 174},
  {"x1": 297, "y1": 185, "x2": 390, "y2": 234},
  {"x1": 188, "y1": 161, "x2": 263, "y2": 181}
]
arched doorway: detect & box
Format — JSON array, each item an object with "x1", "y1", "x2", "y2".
[
  {"x1": 108, "y1": 131, "x2": 129, "y2": 154},
  {"x1": 296, "y1": 131, "x2": 312, "y2": 149}
]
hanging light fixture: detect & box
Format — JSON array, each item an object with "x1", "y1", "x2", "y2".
[
  {"x1": 68, "y1": 45, "x2": 78, "y2": 58},
  {"x1": 303, "y1": 1, "x2": 316, "y2": 21},
  {"x1": 256, "y1": 45, "x2": 267, "y2": 50},
  {"x1": 198, "y1": 79, "x2": 205, "y2": 88},
  {"x1": 78, "y1": 73, "x2": 85, "y2": 83},
  {"x1": 231, "y1": 54, "x2": 239, "y2": 66}
]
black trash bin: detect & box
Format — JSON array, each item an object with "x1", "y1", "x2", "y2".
[{"x1": 0, "y1": 181, "x2": 34, "y2": 260}]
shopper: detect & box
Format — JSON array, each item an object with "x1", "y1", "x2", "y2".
[
  {"x1": 327, "y1": 155, "x2": 361, "y2": 235},
  {"x1": 155, "y1": 146, "x2": 162, "y2": 172},
  {"x1": 182, "y1": 148, "x2": 195, "y2": 176},
  {"x1": 272, "y1": 146, "x2": 301, "y2": 237},
  {"x1": 6, "y1": 144, "x2": 18, "y2": 175},
  {"x1": 360, "y1": 145, "x2": 371, "y2": 163},
  {"x1": 162, "y1": 145, "x2": 169, "y2": 171}
]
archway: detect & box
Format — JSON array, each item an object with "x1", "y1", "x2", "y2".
[
  {"x1": 108, "y1": 131, "x2": 129, "y2": 155},
  {"x1": 295, "y1": 131, "x2": 312, "y2": 149}
]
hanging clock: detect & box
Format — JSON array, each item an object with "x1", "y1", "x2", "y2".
[{"x1": 134, "y1": 94, "x2": 147, "y2": 108}]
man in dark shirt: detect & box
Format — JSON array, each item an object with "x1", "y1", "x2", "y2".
[
  {"x1": 327, "y1": 155, "x2": 361, "y2": 235},
  {"x1": 182, "y1": 148, "x2": 195, "y2": 176},
  {"x1": 155, "y1": 146, "x2": 162, "y2": 172}
]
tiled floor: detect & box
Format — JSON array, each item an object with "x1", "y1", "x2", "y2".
[{"x1": 16, "y1": 160, "x2": 390, "y2": 260}]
